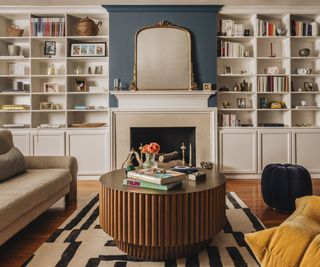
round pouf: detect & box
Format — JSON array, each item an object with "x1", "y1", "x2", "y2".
[{"x1": 261, "y1": 164, "x2": 313, "y2": 213}]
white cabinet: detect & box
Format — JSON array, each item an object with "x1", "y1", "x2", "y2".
[
  {"x1": 258, "y1": 130, "x2": 292, "y2": 172},
  {"x1": 293, "y1": 130, "x2": 320, "y2": 173},
  {"x1": 11, "y1": 131, "x2": 30, "y2": 155},
  {"x1": 219, "y1": 130, "x2": 257, "y2": 173},
  {"x1": 31, "y1": 131, "x2": 65, "y2": 156},
  {"x1": 66, "y1": 130, "x2": 109, "y2": 176}
]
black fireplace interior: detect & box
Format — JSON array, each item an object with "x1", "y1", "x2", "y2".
[{"x1": 130, "y1": 127, "x2": 196, "y2": 166}]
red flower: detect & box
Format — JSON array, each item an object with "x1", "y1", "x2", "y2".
[
  {"x1": 141, "y1": 142, "x2": 160, "y2": 154},
  {"x1": 141, "y1": 144, "x2": 150, "y2": 153}
]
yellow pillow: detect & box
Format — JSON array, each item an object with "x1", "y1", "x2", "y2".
[{"x1": 245, "y1": 196, "x2": 320, "y2": 267}]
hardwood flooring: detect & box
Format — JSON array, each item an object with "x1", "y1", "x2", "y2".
[{"x1": 0, "y1": 179, "x2": 319, "y2": 267}]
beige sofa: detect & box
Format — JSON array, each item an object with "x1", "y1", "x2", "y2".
[{"x1": 0, "y1": 130, "x2": 78, "y2": 246}]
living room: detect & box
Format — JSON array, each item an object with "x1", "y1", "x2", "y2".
[{"x1": 0, "y1": 0, "x2": 320, "y2": 266}]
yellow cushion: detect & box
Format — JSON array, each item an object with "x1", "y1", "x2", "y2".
[{"x1": 245, "y1": 196, "x2": 320, "y2": 267}]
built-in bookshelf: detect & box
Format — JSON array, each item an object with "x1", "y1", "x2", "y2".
[
  {"x1": 217, "y1": 12, "x2": 320, "y2": 128},
  {"x1": 0, "y1": 9, "x2": 109, "y2": 129}
]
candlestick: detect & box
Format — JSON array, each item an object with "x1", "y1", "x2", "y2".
[
  {"x1": 189, "y1": 142, "x2": 192, "y2": 167},
  {"x1": 181, "y1": 142, "x2": 186, "y2": 166}
]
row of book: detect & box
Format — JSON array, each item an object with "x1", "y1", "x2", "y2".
[
  {"x1": 257, "y1": 19, "x2": 277, "y2": 36},
  {"x1": 218, "y1": 19, "x2": 244, "y2": 36},
  {"x1": 258, "y1": 76, "x2": 289, "y2": 92},
  {"x1": 291, "y1": 20, "x2": 313, "y2": 36},
  {"x1": 219, "y1": 114, "x2": 238, "y2": 127},
  {"x1": 218, "y1": 41, "x2": 245, "y2": 57},
  {"x1": 30, "y1": 17, "x2": 65, "y2": 37},
  {"x1": 123, "y1": 168, "x2": 187, "y2": 191}
]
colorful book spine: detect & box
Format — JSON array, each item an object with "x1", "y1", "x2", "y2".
[
  {"x1": 123, "y1": 179, "x2": 181, "y2": 191},
  {"x1": 218, "y1": 41, "x2": 245, "y2": 57},
  {"x1": 258, "y1": 76, "x2": 289, "y2": 92},
  {"x1": 30, "y1": 17, "x2": 65, "y2": 37}
]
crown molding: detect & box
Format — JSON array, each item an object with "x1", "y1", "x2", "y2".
[
  {"x1": 220, "y1": 5, "x2": 320, "y2": 14},
  {"x1": 0, "y1": 6, "x2": 107, "y2": 14}
]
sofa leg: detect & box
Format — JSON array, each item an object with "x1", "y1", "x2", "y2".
[{"x1": 65, "y1": 192, "x2": 76, "y2": 203}]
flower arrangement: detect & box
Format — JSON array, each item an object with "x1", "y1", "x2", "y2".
[{"x1": 141, "y1": 142, "x2": 160, "y2": 169}]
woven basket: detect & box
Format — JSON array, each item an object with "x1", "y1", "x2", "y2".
[
  {"x1": 75, "y1": 17, "x2": 102, "y2": 36},
  {"x1": 7, "y1": 25, "x2": 24, "y2": 37}
]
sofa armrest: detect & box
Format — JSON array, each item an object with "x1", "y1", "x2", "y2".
[{"x1": 24, "y1": 156, "x2": 78, "y2": 201}]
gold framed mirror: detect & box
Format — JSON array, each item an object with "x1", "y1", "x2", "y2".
[{"x1": 130, "y1": 21, "x2": 197, "y2": 91}]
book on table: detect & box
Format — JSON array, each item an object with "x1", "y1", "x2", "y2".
[
  {"x1": 123, "y1": 178, "x2": 182, "y2": 191},
  {"x1": 127, "y1": 168, "x2": 187, "y2": 185}
]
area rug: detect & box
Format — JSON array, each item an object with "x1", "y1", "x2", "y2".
[{"x1": 23, "y1": 192, "x2": 264, "y2": 267}]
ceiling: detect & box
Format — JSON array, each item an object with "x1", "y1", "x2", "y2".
[{"x1": 1, "y1": 0, "x2": 320, "y2": 6}]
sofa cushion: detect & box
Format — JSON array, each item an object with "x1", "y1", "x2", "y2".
[
  {"x1": 0, "y1": 130, "x2": 14, "y2": 155},
  {"x1": 0, "y1": 169, "x2": 71, "y2": 231},
  {"x1": 0, "y1": 147, "x2": 27, "y2": 182},
  {"x1": 245, "y1": 196, "x2": 320, "y2": 267}
]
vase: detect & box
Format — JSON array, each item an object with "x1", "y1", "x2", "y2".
[{"x1": 143, "y1": 153, "x2": 157, "y2": 169}]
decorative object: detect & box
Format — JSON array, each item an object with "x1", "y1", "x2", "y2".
[
  {"x1": 240, "y1": 69, "x2": 247, "y2": 74},
  {"x1": 8, "y1": 45, "x2": 21, "y2": 56},
  {"x1": 244, "y1": 50, "x2": 250, "y2": 57},
  {"x1": 113, "y1": 78, "x2": 121, "y2": 91},
  {"x1": 94, "y1": 65, "x2": 103, "y2": 74},
  {"x1": 202, "y1": 83, "x2": 212, "y2": 91},
  {"x1": 298, "y1": 87, "x2": 303, "y2": 92},
  {"x1": 40, "y1": 102, "x2": 54, "y2": 110},
  {"x1": 304, "y1": 82, "x2": 313, "y2": 91},
  {"x1": 259, "y1": 97, "x2": 268, "y2": 109},
  {"x1": 13, "y1": 81, "x2": 24, "y2": 91},
  {"x1": 130, "y1": 20, "x2": 197, "y2": 91},
  {"x1": 88, "y1": 67, "x2": 92, "y2": 74},
  {"x1": 47, "y1": 64, "x2": 56, "y2": 75},
  {"x1": 244, "y1": 29, "x2": 250, "y2": 36},
  {"x1": 8, "y1": 63, "x2": 24, "y2": 75},
  {"x1": 276, "y1": 28, "x2": 285, "y2": 36},
  {"x1": 299, "y1": 48, "x2": 310, "y2": 57},
  {"x1": 234, "y1": 24, "x2": 244, "y2": 36},
  {"x1": 74, "y1": 79, "x2": 87, "y2": 92},
  {"x1": 270, "y1": 101, "x2": 286, "y2": 109},
  {"x1": 141, "y1": 142, "x2": 160, "y2": 169},
  {"x1": 296, "y1": 68, "x2": 312, "y2": 75},
  {"x1": 240, "y1": 79, "x2": 249, "y2": 91},
  {"x1": 237, "y1": 98, "x2": 246, "y2": 108},
  {"x1": 70, "y1": 42, "x2": 106, "y2": 57},
  {"x1": 7, "y1": 24, "x2": 24, "y2": 37},
  {"x1": 311, "y1": 21, "x2": 319, "y2": 36},
  {"x1": 265, "y1": 66, "x2": 279, "y2": 75},
  {"x1": 44, "y1": 41, "x2": 56, "y2": 56},
  {"x1": 219, "y1": 86, "x2": 229, "y2": 92},
  {"x1": 75, "y1": 17, "x2": 102, "y2": 36},
  {"x1": 181, "y1": 142, "x2": 186, "y2": 166},
  {"x1": 261, "y1": 164, "x2": 312, "y2": 213},
  {"x1": 224, "y1": 66, "x2": 232, "y2": 74},
  {"x1": 121, "y1": 147, "x2": 143, "y2": 170},
  {"x1": 200, "y1": 161, "x2": 213, "y2": 169},
  {"x1": 222, "y1": 101, "x2": 232, "y2": 108},
  {"x1": 43, "y1": 83, "x2": 59, "y2": 93},
  {"x1": 75, "y1": 65, "x2": 82, "y2": 75},
  {"x1": 233, "y1": 83, "x2": 240, "y2": 91},
  {"x1": 301, "y1": 100, "x2": 307, "y2": 106},
  {"x1": 269, "y1": 42, "x2": 276, "y2": 57}
]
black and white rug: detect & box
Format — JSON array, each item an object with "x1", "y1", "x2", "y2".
[{"x1": 23, "y1": 192, "x2": 264, "y2": 267}]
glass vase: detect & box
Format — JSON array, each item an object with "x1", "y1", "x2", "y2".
[{"x1": 143, "y1": 153, "x2": 157, "y2": 169}]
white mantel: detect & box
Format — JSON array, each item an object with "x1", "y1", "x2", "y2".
[{"x1": 111, "y1": 90, "x2": 215, "y2": 109}]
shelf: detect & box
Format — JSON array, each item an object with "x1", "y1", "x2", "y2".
[
  {"x1": 67, "y1": 57, "x2": 109, "y2": 61},
  {"x1": 31, "y1": 110, "x2": 65, "y2": 113},
  {"x1": 291, "y1": 57, "x2": 319, "y2": 60},
  {"x1": 0, "y1": 92, "x2": 30, "y2": 95},
  {"x1": 291, "y1": 91, "x2": 320, "y2": 94},
  {"x1": 31, "y1": 75, "x2": 65, "y2": 78},
  {"x1": 257, "y1": 92, "x2": 289, "y2": 94},
  {"x1": 257, "y1": 74, "x2": 289, "y2": 77},
  {"x1": 257, "y1": 57, "x2": 289, "y2": 60},
  {"x1": 256, "y1": 36, "x2": 289, "y2": 39},
  {"x1": 218, "y1": 57, "x2": 253, "y2": 59},
  {"x1": 67, "y1": 92, "x2": 108, "y2": 95},
  {"x1": 258, "y1": 109, "x2": 289, "y2": 111},
  {"x1": 31, "y1": 36, "x2": 66, "y2": 40},
  {"x1": 218, "y1": 91, "x2": 254, "y2": 94},
  {"x1": 0, "y1": 75, "x2": 30, "y2": 78},
  {"x1": 290, "y1": 74, "x2": 320, "y2": 77},
  {"x1": 67, "y1": 74, "x2": 107, "y2": 77},
  {"x1": 31, "y1": 92, "x2": 66, "y2": 95},
  {"x1": 218, "y1": 74, "x2": 255, "y2": 77},
  {"x1": 67, "y1": 109, "x2": 108, "y2": 112},
  {"x1": 0, "y1": 110, "x2": 30, "y2": 113},
  {"x1": 219, "y1": 108, "x2": 255, "y2": 111}
]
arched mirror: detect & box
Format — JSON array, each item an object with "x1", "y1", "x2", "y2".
[{"x1": 130, "y1": 21, "x2": 197, "y2": 91}]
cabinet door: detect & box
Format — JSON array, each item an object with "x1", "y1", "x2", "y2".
[
  {"x1": 219, "y1": 130, "x2": 257, "y2": 173},
  {"x1": 66, "y1": 130, "x2": 109, "y2": 175},
  {"x1": 293, "y1": 130, "x2": 320, "y2": 173},
  {"x1": 32, "y1": 131, "x2": 65, "y2": 156},
  {"x1": 259, "y1": 130, "x2": 292, "y2": 172},
  {"x1": 12, "y1": 131, "x2": 30, "y2": 155}
]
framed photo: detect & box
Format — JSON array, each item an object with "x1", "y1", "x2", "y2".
[
  {"x1": 40, "y1": 102, "x2": 53, "y2": 110},
  {"x1": 237, "y1": 98, "x2": 246, "y2": 108},
  {"x1": 203, "y1": 83, "x2": 212, "y2": 91},
  {"x1": 74, "y1": 79, "x2": 87, "y2": 92},
  {"x1": 43, "y1": 83, "x2": 59, "y2": 93},
  {"x1": 304, "y1": 82, "x2": 313, "y2": 91},
  {"x1": 224, "y1": 66, "x2": 232, "y2": 74},
  {"x1": 44, "y1": 41, "x2": 56, "y2": 56},
  {"x1": 70, "y1": 42, "x2": 107, "y2": 57},
  {"x1": 95, "y1": 65, "x2": 103, "y2": 74}
]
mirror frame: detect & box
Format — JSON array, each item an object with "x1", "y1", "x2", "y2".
[{"x1": 129, "y1": 20, "x2": 197, "y2": 91}]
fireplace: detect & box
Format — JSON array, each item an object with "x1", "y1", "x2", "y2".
[{"x1": 130, "y1": 127, "x2": 196, "y2": 166}]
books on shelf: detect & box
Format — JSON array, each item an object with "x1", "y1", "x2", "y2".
[
  {"x1": 123, "y1": 178, "x2": 181, "y2": 191},
  {"x1": 218, "y1": 41, "x2": 245, "y2": 57},
  {"x1": 291, "y1": 20, "x2": 313, "y2": 36},
  {"x1": 218, "y1": 19, "x2": 244, "y2": 36},
  {"x1": 127, "y1": 168, "x2": 187, "y2": 185},
  {"x1": 219, "y1": 113, "x2": 237, "y2": 127},
  {"x1": 256, "y1": 19, "x2": 276, "y2": 36},
  {"x1": 30, "y1": 17, "x2": 65, "y2": 37},
  {"x1": 258, "y1": 76, "x2": 289, "y2": 92}
]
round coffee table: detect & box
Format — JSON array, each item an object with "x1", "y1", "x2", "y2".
[{"x1": 99, "y1": 169, "x2": 226, "y2": 260}]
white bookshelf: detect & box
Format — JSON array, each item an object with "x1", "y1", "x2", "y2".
[
  {"x1": 217, "y1": 11, "x2": 320, "y2": 128},
  {"x1": 0, "y1": 8, "x2": 109, "y2": 129}
]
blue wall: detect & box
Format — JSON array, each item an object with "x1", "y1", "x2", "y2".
[{"x1": 104, "y1": 5, "x2": 221, "y2": 106}]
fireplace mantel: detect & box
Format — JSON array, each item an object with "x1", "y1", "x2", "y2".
[{"x1": 111, "y1": 90, "x2": 215, "y2": 109}]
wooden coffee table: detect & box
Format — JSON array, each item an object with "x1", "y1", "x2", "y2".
[{"x1": 99, "y1": 169, "x2": 226, "y2": 260}]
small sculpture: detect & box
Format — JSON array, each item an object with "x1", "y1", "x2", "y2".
[
  {"x1": 181, "y1": 142, "x2": 186, "y2": 166},
  {"x1": 299, "y1": 48, "x2": 310, "y2": 57},
  {"x1": 121, "y1": 147, "x2": 143, "y2": 170}
]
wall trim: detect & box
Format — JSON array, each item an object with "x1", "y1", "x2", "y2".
[{"x1": 220, "y1": 6, "x2": 320, "y2": 14}]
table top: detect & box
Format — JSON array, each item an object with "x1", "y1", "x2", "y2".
[{"x1": 99, "y1": 169, "x2": 225, "y2": 195}]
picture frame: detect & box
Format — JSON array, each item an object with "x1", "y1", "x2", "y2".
[
  {"x1": 304, "y1": 82, "x2": 313, "y2": 91},
  {"x1": 44, "y1": 41, "x2": 56, "y2": 56},
  {"x1": 203, "y1": 83, "x2": 212, "y2": 91},
  {"x1": 224, "y1": 66, "x2": 232, "y2": 74},
  {"x1": 237, "y1": 98, "x2": 246, "y2": 108},
  {"x1": 74, "y1": 79, "x2": 87, "y2": 92},
  {"x1": 40, "y1": 102, "x2": 53, "y2": 110},
  {"x1": 43, "y1": 83, "x2": 59, "y2": 93},
  {"x1": 70, "y1": 42, "x2": 107, "y2": 57},
  {"x1": 94, "y1": 65, "x2": 103, "y2": 75}
]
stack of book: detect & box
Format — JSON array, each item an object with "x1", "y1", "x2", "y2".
[
  {"x1": 219, "y1": 114, "x2": 237, "y2": 127},
  {"x1": 256, "y1": 19, "x2": 276, "y2": 36},
  {"x1": 123, "y1": 168, "x2": 187, "y2": 191},
  {"x1": 218, "y1": 41, "x2": 245, "y2": 57},
  {"x1": 218, "y1": 19, "x2": 244, "y2": 36},
  {"x1": 30, "y1": 17, "x2": 65, "y2": 37},
  {"x1": 291, "y1": 20, "x2": 313, "y2": 36},
  {"x1": 258, "y1": 76, "x2": 289, "y2": 92}
]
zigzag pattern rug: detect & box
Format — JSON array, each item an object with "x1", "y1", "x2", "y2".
[{"x1": 23, "y1": 192, "x2": 264, "y2": 267}]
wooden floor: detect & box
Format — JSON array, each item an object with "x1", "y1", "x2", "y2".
[{"x1": 0, "y1": 179, "x2": 319, "y2": 267}]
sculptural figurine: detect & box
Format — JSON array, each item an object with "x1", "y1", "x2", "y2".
[
  {"x1": 121, "y1": 147, "x2": 143, "y2": 170},
  {"x1": 181, "y1": 142, "x2": 186, "y2": 166}
]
